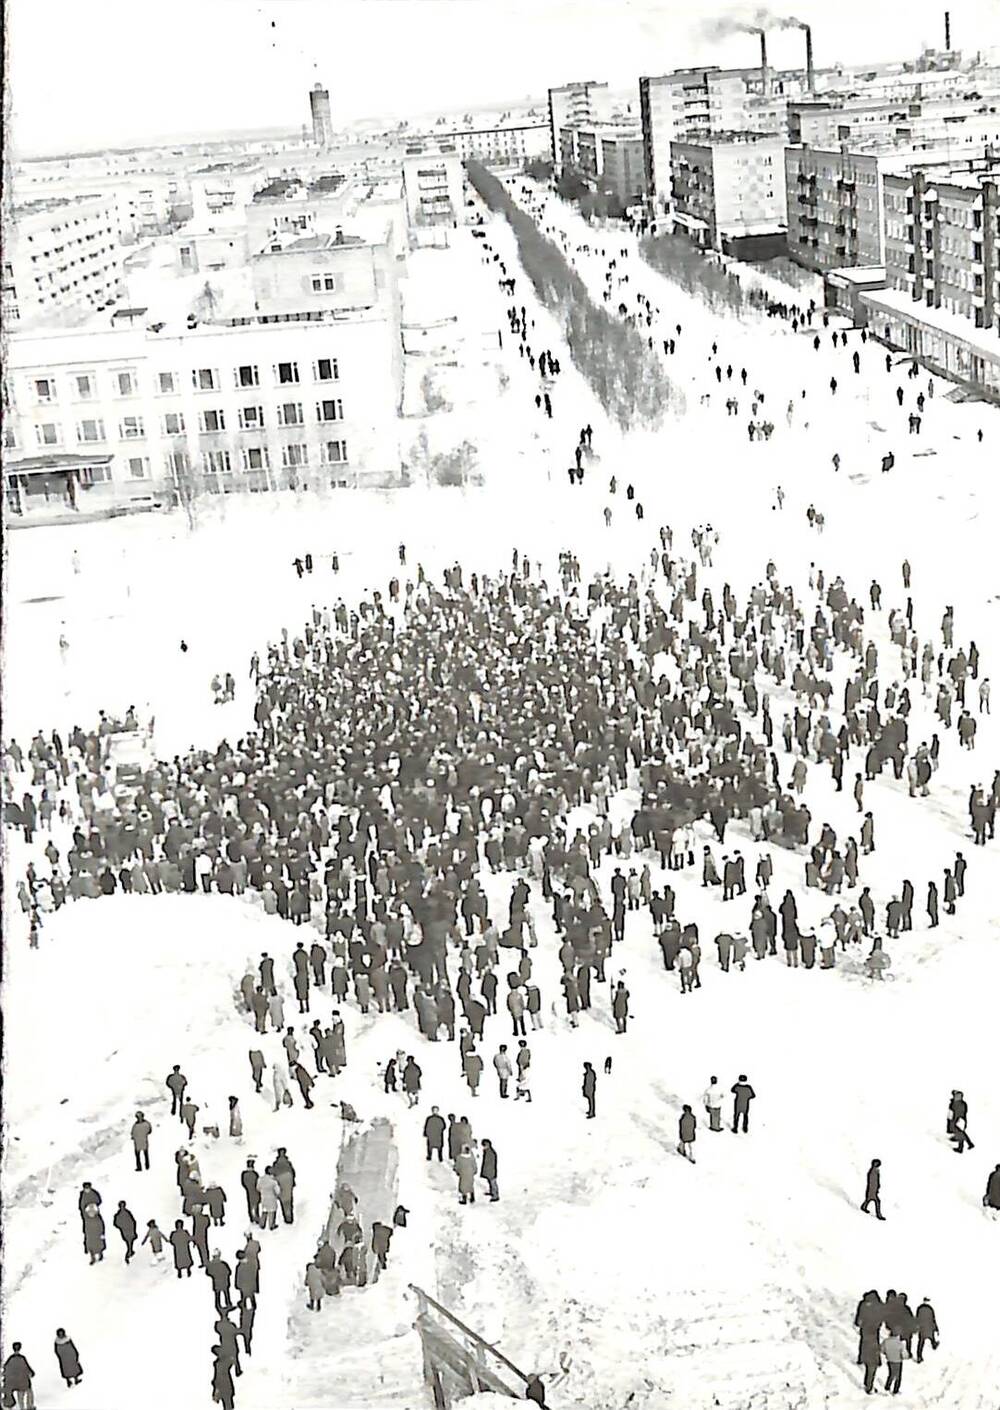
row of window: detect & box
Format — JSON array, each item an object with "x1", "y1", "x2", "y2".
[
  {"x1": 33, "y1": 400, "x2": 347, "y2": 447},
  {"x1": 29, "y1": 358, "x2": 341, "y2": 406}
]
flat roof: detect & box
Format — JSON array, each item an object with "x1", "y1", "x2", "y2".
[{"x1": 861, "y1": 285, "x2": 1000, "y2": 360}]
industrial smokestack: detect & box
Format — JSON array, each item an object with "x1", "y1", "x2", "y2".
[
  {"x1": 804, "y1": 24, "x2": 815, "y2": 94},
  {"x1": 944, "y1": 10, "x2": 951, "y2": 49},
  {"x1": 753, "y1": 28, "x2": 770, "y2": 96}
]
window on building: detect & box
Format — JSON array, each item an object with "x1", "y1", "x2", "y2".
[
  {"x1": 77, "y1": 418, "x2": 106, "y2": 443},
  {"x1": 74, "y1": 373, "x2": 94, "y2": 399},
  {"x1": 120, "y1": 415, "x2": 145, "y2": 439},
  {"x1": 80, "y1": 464, "x2": 112, "y2": 485},
  {"x1": 324, "y1": 440, "x2": 349, "y2": 464},
  {"x1": 200, "y1": 408, "x2": 226, "y2": 433},
  {"x1": 242, "y1": 446, "x2": 270, "y2": 471},
  {"x1": 235, "y1": 364, "x2": 259, "y2": 388},
  {"x1": 315, "y1": 358, "x2": 339, "y2": 381},
  {"x1": 116, "y1": 370, "x2": 136, "y2": 396},
  {"x1": 238, "y1": 405, "x2": 264, "y2": 429},
  {"x1": 281, "y1": 443, "x2": 308, "y2": 468},
  {"x1": 158, "y1": 371, "x2": 177, "y2": 394},
  {"x1": 275, "y1": 361, "x2": 300, "y2": 385},
  {"x1": 127, "y1": 456, "x2": 149, "y2": 479},
  {"x1": 278, "y1": 402, "x2": 303, "y2": 426},
  {"x1": 163, "y1": 412, "x2": 185, "y2": 435},
  {"x1": 204, "y1": 450, "x2": 232, "y2": 473},
  {"x1": 35, "y1": 422, "x2": 60, "y2": 446},
  {"x1": 34, "y1": 377, "x2": 56, "y2": 402},
  {"x1": 192, "y1": 367, "x2": 218, "y2": 391},
  {"x1": 317, "y1": 398, "x2": 343, "y2": 422}
]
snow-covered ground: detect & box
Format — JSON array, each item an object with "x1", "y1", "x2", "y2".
[{"x1": 3, "y1": 178, "x2": 999, "y2": 1410}]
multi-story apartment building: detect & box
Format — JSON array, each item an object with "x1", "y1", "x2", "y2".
[
  {"x1": 2, "y1": 194, "x2": 125, "y2": 329},
  {"x1": 640, "y1": 66, "x2": 806, "y2": 215},
  {"x1": 558, "y1": 122, "x2": 646, "y2": 204},
  {"x1": 670, "y1": 133, "x2": 787, "y2": 254},
  {"x1": 548, "y1": 82, "x2": 611, "y2": 166},
  {"x1": 3, "y1": 224, "x2": 405, "y2": 519},
  {"x1": 861, "y1": 156, "x2": 1000, "y2": 396},
  {"x1": 788, "y1": 94, "x2": 1000, "y2": 151},
  {"x1": 401, "y1": 151, "x2": 464, "y2": 229},
  {"x1": 785, "y1": 144, "x2": 925, "y2": 272}
]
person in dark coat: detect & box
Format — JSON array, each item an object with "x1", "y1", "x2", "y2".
[
  {"x1": 983, "y1": 1164, "x2": 1000, "y2": 1214},
  {"x1": 915, "y1": 1299, "x2": 939, "y2": 1362},
  {"x1": 480, "y1": 1139, "x2": 499, "y2": 1200},
  {"x1": 582, "y1": 1062, "x2": 596, "y2": 1118},
  {"x1": 54, "y1": 1330, "x2": 83, "y2": 1386},
  {"x1": 525, "y1": 1374, "x2": 548, "y2": 1407},
  {"x1": 206, "y1": 1252, "x2": 233, "y2": 1314},
  {"x1": 211, "y1": 1345, "x2": 236, "y2": 1410},
  {"x1": 214, "y1": 1317, "x2": 243, "y2": 1378},
  {"x1": 424, "y1": 1106, "x2": 446, "y2": 1161},
  {"x1": 730, "y1": 1076, "x2": 755, "y2": 1133},
  {"x1": 861, "y1": 1159, "x2": 885, "y2": 1219},
  {"x1": 131, "y1": 1110, "x2": 152, "y2": 1171},
  {"x1": 77, "y1": 1182, "x2": 101, "y2": 1241},
  {"x1": 113, "y1": 1200, "x2": 137, "y2": 1263},
  {"x1": 855, "y1": 1289, "x2": 884, "y2": 1376},
  {"x1": 2, "y1": 1344, "x2": 35, "y2": 1408},
  {"x1": 241, "y1": 1159, "x2": 259, "y2": 1223},
  {"x1": 169, "y1": 1220, "x2": 194, "y2": 1277}
]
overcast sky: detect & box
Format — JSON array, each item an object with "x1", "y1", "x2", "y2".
[{"x1": 7, "y1": 0, "x2": 1000, "y2": 157}]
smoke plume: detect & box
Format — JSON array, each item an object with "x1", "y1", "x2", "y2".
[{"x1": 699, "y1": 6, "x2": 808, "y2": 40}]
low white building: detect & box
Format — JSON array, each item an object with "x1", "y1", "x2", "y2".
[{"x1": 3, "y1": 222, "x2": 405, "y2": 520}]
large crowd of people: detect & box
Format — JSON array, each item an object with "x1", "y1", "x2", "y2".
[{"x1": 2, "y1": 173, "x2": 997, "y2": 1410}]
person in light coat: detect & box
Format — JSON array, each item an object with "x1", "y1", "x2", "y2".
[
  {"x1": 703, "y1": 1077, "x2": 724, "y2": 1132},
  {"x1": 493, "y1": 1046, "x2": 514, "y2": 1098},
  {"x1": 256, "y1": 1168, "x2": 281, "y2": 1230},
  {"x1": 272, "y1": 1062, "x2": 292, "y2": 1111},
  {"x1": 455, "y1": 1145, "x2": 477, "y2": 1204}
]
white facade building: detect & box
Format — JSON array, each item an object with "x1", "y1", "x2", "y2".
[{"x1": 2, "y1": 194, "x2": 125, "y2": 329}]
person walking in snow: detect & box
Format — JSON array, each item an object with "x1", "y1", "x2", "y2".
[
  {"x1": 915, "y1": 1299, "x2": 939, "y2": 1361},
  {"x1": 730, "y1": 1076, "x2": 755, "y2": 1133},
  {"x1": 82, "y1": 1204, "x2": 105, "y2": 1264},
  {"x1": 612, "y1": 981, "x2": 630, "y2": 1034},
  {"x1": 53, "y1": 1330, "x2": 83, "y2": 1388},
  {"x1": 2, "y1": 1344, "x2": 35, "y2": 1409},
  {"x1": 113, "y1": 1201, "x2": 137, "y2": 1263},
  {"x1": 983, "y1": 1165, "x2": 1000, "y2": 1217},
  {"x1": 880, "y1": 1329, "x2": 909, "y2": 1395},
  {"x1": 861, "y1": 1159, "x2": 885, "y2": 1219},
  {"x1": 169, "y1": 1220, "x2": 194, "y2": 1277},
  {"x1": 142, "y1": 1219, "x2": 166, "y2": 1263},
  {"x1": 677, "y1": 1105, "x2": 697, "y2": 1162},
  {"x1": 166, "y1": 1064, "x2": 188, "y2": 1118}
]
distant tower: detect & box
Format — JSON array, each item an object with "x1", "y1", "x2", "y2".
[{"x1": 310, "y1": 83, "x2": 333, "y2": 148}]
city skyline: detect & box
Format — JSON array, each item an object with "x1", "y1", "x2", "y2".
[{"x1": 8, "y1": 0, "x2": 1000, "y2": 159}]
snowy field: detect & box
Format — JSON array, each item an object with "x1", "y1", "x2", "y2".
[{"x1": 3, "y1": 180, "x2": 999, "y2": 1410}]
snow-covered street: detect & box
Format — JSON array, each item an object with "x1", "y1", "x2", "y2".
[{"x1": 4, "y1": 172, "x2": 1000, "y2": 1410}]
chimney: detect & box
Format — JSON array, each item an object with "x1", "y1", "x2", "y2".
[
  {"x1": 804, "y1": 25, "x2": 816, "y2": 94},
  {"x1": 756, "y1": 29, "x2": 770, "y2": 97},
  {"x1": 944, "y1": 10, "x2": 951, "y2": 49},
  {"x1": 335, "y1": 225, "x2": 344, "y2": 245}
]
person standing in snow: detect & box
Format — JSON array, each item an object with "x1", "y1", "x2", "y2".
[
  {"x1": 142, "y1": 1220, "x2": 166, "y2": 1263},
  {"x1": 455, "y1": 1145, "x2": 477, "y2": 1205},
  {"x1": 984, "y1": 1165, "x2": 1000, "y2": 1217},
  {"x1": 83, "y1": 1204, "x2": 106, "y2": 1264},
  {"x1": 130, "y1": 1110, "x2": 152, "y2": 1171},
  {"x1": 582, "y1": 1062, "x2": 597, "y2": 1119},
  {"x1": 480, "y1": 1139, "x2": 499, "y2": 1201},
  {"x1": 703, "y1": 1077, "x2": 723, "y2": 1132},
  {"x1": 169, "y1": 1220, "x2": 194, "y2": 1277},
  {"x1": 612, "y1": 981, "x2": 630, "y2": 1034},
  {"x1": 861, "y1": 1159, "x2": 885, "y2": 1219},
  {"x1": 256, "y1": 1167, "x2": 280, "y2": 1231},
  {"x1": 165, "y1": 1065, "x2": 187, "y2": 1118},
  {"x1": 730, "y1": 1076, "x2": 755, "y2": 1133}
]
